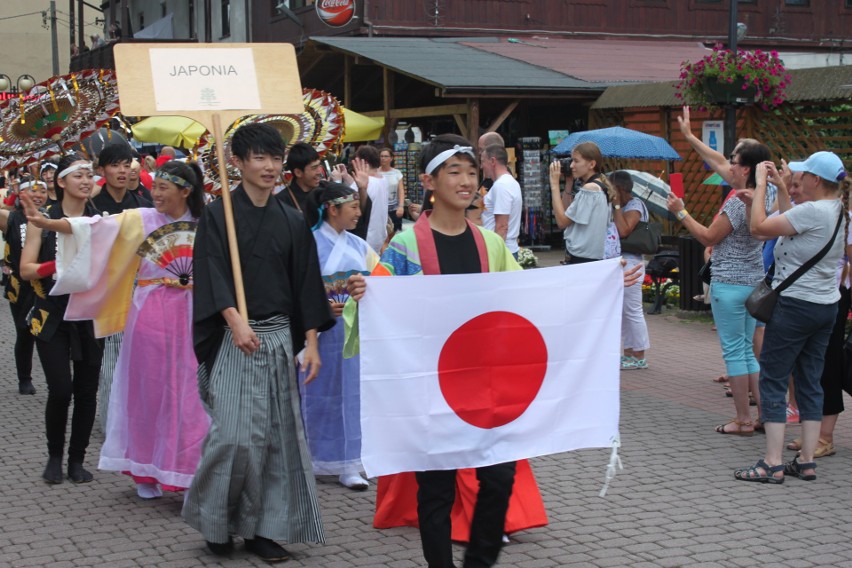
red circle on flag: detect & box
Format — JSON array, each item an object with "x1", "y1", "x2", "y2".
[{"x1": 437, "y1": 311, "x2": 548, "y2": 429}]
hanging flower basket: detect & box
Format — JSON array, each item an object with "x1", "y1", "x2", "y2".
[
  {"x1": 702, "y1": 77, "x2": 758, "y2": 106},
  {"x1": 675, "y1": 44, "x2": 791, "y2": 111}
]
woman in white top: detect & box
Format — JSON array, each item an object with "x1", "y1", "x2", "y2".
[
  {"x1": 610, "y1": 171, "x2": 650, "y2": 370},
  {"x1": 379, "y1": 148, "x2": 405, "y2": 233},
  {"x1": 548, "y1": 142, "x2": 613, "y2": 264}
]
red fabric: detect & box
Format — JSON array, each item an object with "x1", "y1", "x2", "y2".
[
  {"x1": 156, "y1": 156, "x2": 172, "y2": 168},
  {"x1": 413, "y1": 210, "x2": 489, "y2": 275},
  {"x1": 138, "y1": 169, "x2": 152, "y2": 190},
  {"x1": 374, "y1": 460, "x2": 548, "y2": 542},
  {"x1": 3, "y1": 192, "x2": 16, "y2": 207},
  {"x1": 36, "y1": 260, "x2": 56, "y2": 278},
  {"x1": 126, "y1": 472, "x2": 184, "y2": 492}
]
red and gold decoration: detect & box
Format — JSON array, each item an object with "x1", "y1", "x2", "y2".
[
  {"x1": 0, "y1": 69, "x2": 120, "y2": 170},
  {"x1": 194, "y1": 88, "x2": 345, "y2": 195}
]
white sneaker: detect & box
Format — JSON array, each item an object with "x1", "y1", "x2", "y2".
[
  {"x1": 137, "y1": 482, "x2": 163, "y2": 499},
  {"x1": 339, "y1": 473, "x2": 369, "y2": 491}
]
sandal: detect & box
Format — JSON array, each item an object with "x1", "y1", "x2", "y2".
[
  {"x1": 715, "y1": 419, "x2": 754, "y2": 437},
  {"x1": 722, "y1": 388, "x2": 757, "y2": 406},
  {"x1": 813, "y1": 439, "x2": 836, "y2": 458},
  {"x1": 734, "y1": 459, "x2": 785, "y2": 484},
  {"x1": 712, "y1": 374, "x2": 728, "y2": 384},
  {"x1": 783, "y1": 457, "x2": 816, "y2": 481},
  {"x1": 787, "y1": 437, "x2": 802, "y2": 451}
]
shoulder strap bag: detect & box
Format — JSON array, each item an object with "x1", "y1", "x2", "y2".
[
  {"x1": 619, "y1": 200, "x2": 662, "y2": 255},
  {"x1": 746, "y1": 207, "x2": 844, "y2": 323}
]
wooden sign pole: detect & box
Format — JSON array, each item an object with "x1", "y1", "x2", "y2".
[
  {"x1": 112, "y1": 43, "x2": 304, "y2": 322},
  {"x1": 212, "y1": 113, "x2": 248, "y2": 318}
]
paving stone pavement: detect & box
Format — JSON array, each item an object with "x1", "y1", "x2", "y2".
[{"x1": 2, "y1": 255, "x2": 852, "y2": 567}]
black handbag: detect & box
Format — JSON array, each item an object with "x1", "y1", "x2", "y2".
[
  {"x1": 619, "y1": 201, "x2": 661, "y2": 255},
  {"x1": 745, "y1": 209, "x2": 844, "y2": 323}
]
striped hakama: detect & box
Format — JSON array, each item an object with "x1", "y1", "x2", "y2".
[
  {"x1": 182, "y1": 315, "x2": 325, "y2": 545},
  {"x1": 97, "y1": 331, "x2": 123, "y2": 433}
]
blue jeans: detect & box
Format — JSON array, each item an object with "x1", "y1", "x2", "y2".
[
  {"x1": 709, "y1": 282, "x2": 759, "y2": 377},
  {"x1": 759, "y1": 295, "x2": 837, "y2": 423}
]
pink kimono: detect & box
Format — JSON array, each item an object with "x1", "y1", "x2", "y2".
[{"x1": 53, "y1": 208, "x2": 209, "y2": 490}]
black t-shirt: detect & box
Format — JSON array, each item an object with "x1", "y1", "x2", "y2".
[
  {"x1": 276, "y1": 183, "x2": 313, "y2": 214},
  {"x1": 92, "y1": 188, "x2": 151, "y2": 215},
  {"x1": 433, "y1": 226, "x2": 480, "y2": 275}
]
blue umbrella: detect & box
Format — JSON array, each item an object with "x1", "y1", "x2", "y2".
[{"x1": 553, "y1": 126, "x2": 682, "y2": 161}]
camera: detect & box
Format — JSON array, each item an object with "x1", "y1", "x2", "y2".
[{"x1": 558, "y1": 157, "x2": 573, "y2": 172}]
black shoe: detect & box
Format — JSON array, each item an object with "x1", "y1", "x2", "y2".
[
  {"x1": 245, "y1": 536, "x2": 291, "y2": 562},
  {"x1": 42, "y1": 456, "x2": 63, "y2": 484},
  {"x1": 67, "y1": 462, "x2": 93, "y2": 483},
  {"x1": 18, "y1": 379, "x2": 36, "y2": 395},
  {"x1": 206, "y1": 537, "x2": 233, "y2": 557}
]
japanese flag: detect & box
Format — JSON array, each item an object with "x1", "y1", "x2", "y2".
[{"x1": 358, "y1": 258, "x2": 624, "y2": 477}]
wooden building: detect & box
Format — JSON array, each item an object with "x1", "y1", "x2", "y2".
[{"x1": 590, "y1": 65, "x2": 852, "y2": 225}]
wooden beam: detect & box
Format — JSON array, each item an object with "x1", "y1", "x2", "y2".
[
  {"x1": 453, "y1": 114, "x2": 467, "y2": 139},
  {"x1": 382, "y1": 67, "x2": 394, "y2": 142},
  {"x1": 362, "y1": 103, "x2": 468, "y2": 120},
  {"x1": 466, "y1": 98, "x2": 480, "y2": 143},
  {"x1": 343, "y1": 56, "x2": 351, "y2": 108},
  {"x1": 486, "y1": 100, "x2": 520, "y2": 133}
]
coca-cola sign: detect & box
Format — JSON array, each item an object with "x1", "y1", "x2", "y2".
[{"x1": 316, "y1": 0, "x2": 356, "y2": 28}]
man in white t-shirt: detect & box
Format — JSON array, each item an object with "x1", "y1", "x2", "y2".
[{"x1": 480, "y1": 144, "x2": 522, "y2": 257}]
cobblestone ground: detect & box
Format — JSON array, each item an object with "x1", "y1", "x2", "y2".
[{"x1": 2, "y1": 256, "x2": 852, "y2": 567}]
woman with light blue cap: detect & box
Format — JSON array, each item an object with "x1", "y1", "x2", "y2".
[{"x1": 736, "y1": 151, "x2": 848, "y2": 484}]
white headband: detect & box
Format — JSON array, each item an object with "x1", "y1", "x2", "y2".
[
  {"x1": 58, "y1": 162, "x2": 94, "y2": 179},
  {"x1": 19, "y1": 181, "x2": 47, "y2": 191},
  {"x1": 424, "y1": 145, "x2": 476, "y2": 175}
]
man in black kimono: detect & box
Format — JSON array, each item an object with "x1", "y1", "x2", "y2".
[
  {"x1": 183, "y1": 123, "x2": 334, "y2": 563},
  {"x1": 276, "y1": 142, "x2": 323, "y2": 213}
]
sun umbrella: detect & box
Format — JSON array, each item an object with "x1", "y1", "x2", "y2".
[
  {"x1": 552, "y1": 126, "x2": 681, "y2": 161},
  {"x1": 623, "y1": 169, "x2": 677, "y2": 221},
  {"x1": 702, "y1": 172, "x2": 730, "y2": 185},
  {"x1": 343, "y1": 109, "x2": 384, "y2": 142},
  {"x1": 0, "y1": 69, "x2": 120, "y2": 169},
  {"x1": 194, "y1": 88, "x2": 345, "y2": 195},
  {"x1": 131, "y1": 116, "x2": 206, "y2": 148}
]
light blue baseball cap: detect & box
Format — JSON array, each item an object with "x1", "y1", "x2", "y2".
[{"x1": 788, "y1": 151, "x2": 847, "y2": 183}]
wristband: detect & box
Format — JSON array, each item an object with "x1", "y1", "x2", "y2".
[
  {"x1": 36, "y1": 260, "x2": 56, "y2": 278},
  {"x1": 613, "y1": 204, "x2": 621, "y2": 210},
  {"x1": 676, "y1": 209, "x2": 688, "y2": 221}
]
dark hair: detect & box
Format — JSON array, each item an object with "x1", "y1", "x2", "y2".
[
  {"x1": 157, "y1": 160, "x2": 205, "y2": 218},
  {"x1": 355, "y1": 145, "x2": 381, "y2": 169},
  {"x1": 231, "y1": 123, "x2": 286, "y2": 160},
  {"x1": 734, "y1": 141, "x2": 771, "y2": 188},
  {"x1": 380, "y1": 147, "x2": 395, "y2": 166},
  {"x1": 608, "y1": 170, "x2": 634, "y2": 194},
  {"x1": 97, "y1": 143, "x2": 133, "y2": 167},
  {"x1": 304, "y1": 180, "x2": 357, "y2": 229},
  {"x1": 483, "y1": 144, "x2": 508, "y2": 166},
  {"x1": 419, "y1": 133, "x2": 477, "y2": 175},
  {"x1": 286, "y1": 141, "x2": 319, "y2": 172},
  {"x1": 54, "y1": 153, "x2": 87, "y2": 202}
]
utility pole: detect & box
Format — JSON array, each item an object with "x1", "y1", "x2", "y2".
[
  {"x1": 50, "y1": 1, "x2": 60, "y2": 75},
  {"x1": 724, "y1": 0, "x2": 738, "y2": 162}
]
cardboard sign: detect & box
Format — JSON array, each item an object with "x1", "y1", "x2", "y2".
[
  {"x1": 113, "y1": 43, "x2": 303, "y2": 130},
  {"x1": 149, "y1": 48, "x2": 261, "y2": 111}
]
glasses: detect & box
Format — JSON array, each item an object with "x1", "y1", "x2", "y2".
[{"x1": 729, "y1": 158, "x2": 742, "y2": 166}]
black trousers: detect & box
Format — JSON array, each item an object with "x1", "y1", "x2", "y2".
[
  {"x1": 416, "y1": 462, "x2": 516, "y2": 568},
  {"x1": 36, "y1": 322, "x2": 103, "y2": 462},
  {"x1": 820, "y1": 285, "x2": 850, "y2": 416},
  {"x1": 8, "y1": 302, "x2": 34, "y2": 383}
]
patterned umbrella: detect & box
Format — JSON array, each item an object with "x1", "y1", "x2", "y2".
[
  {"x1": 194, "y1": 88, "x2": 345, "y2": 195},
  {"x1": 0, "y1": 69, "x2": 120, "y2": 169},
  {"x1": 552, "y1": 126, "x2": 681, "y2": 161}
]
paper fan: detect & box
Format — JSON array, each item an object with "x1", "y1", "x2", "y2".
[
  {"x1": 194, "y1": 88, "x2": 345, "y2": 195},
  {"x1": 322, "y1": 270, "x2": 369, "y2": 303},
  {"x1": 136, "y1": 221, "x2": 197, "y2": 287},
  {"x1": 0, "y1": 69, "x2": 120, "y2": 170}
]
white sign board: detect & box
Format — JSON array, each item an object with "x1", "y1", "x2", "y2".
[
  {"x1": 149, "y1": 48, "x2": 261, "y2": 111},
  {"x1": 702, "y1": 120, "x2": 725, "y2": 159}
]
